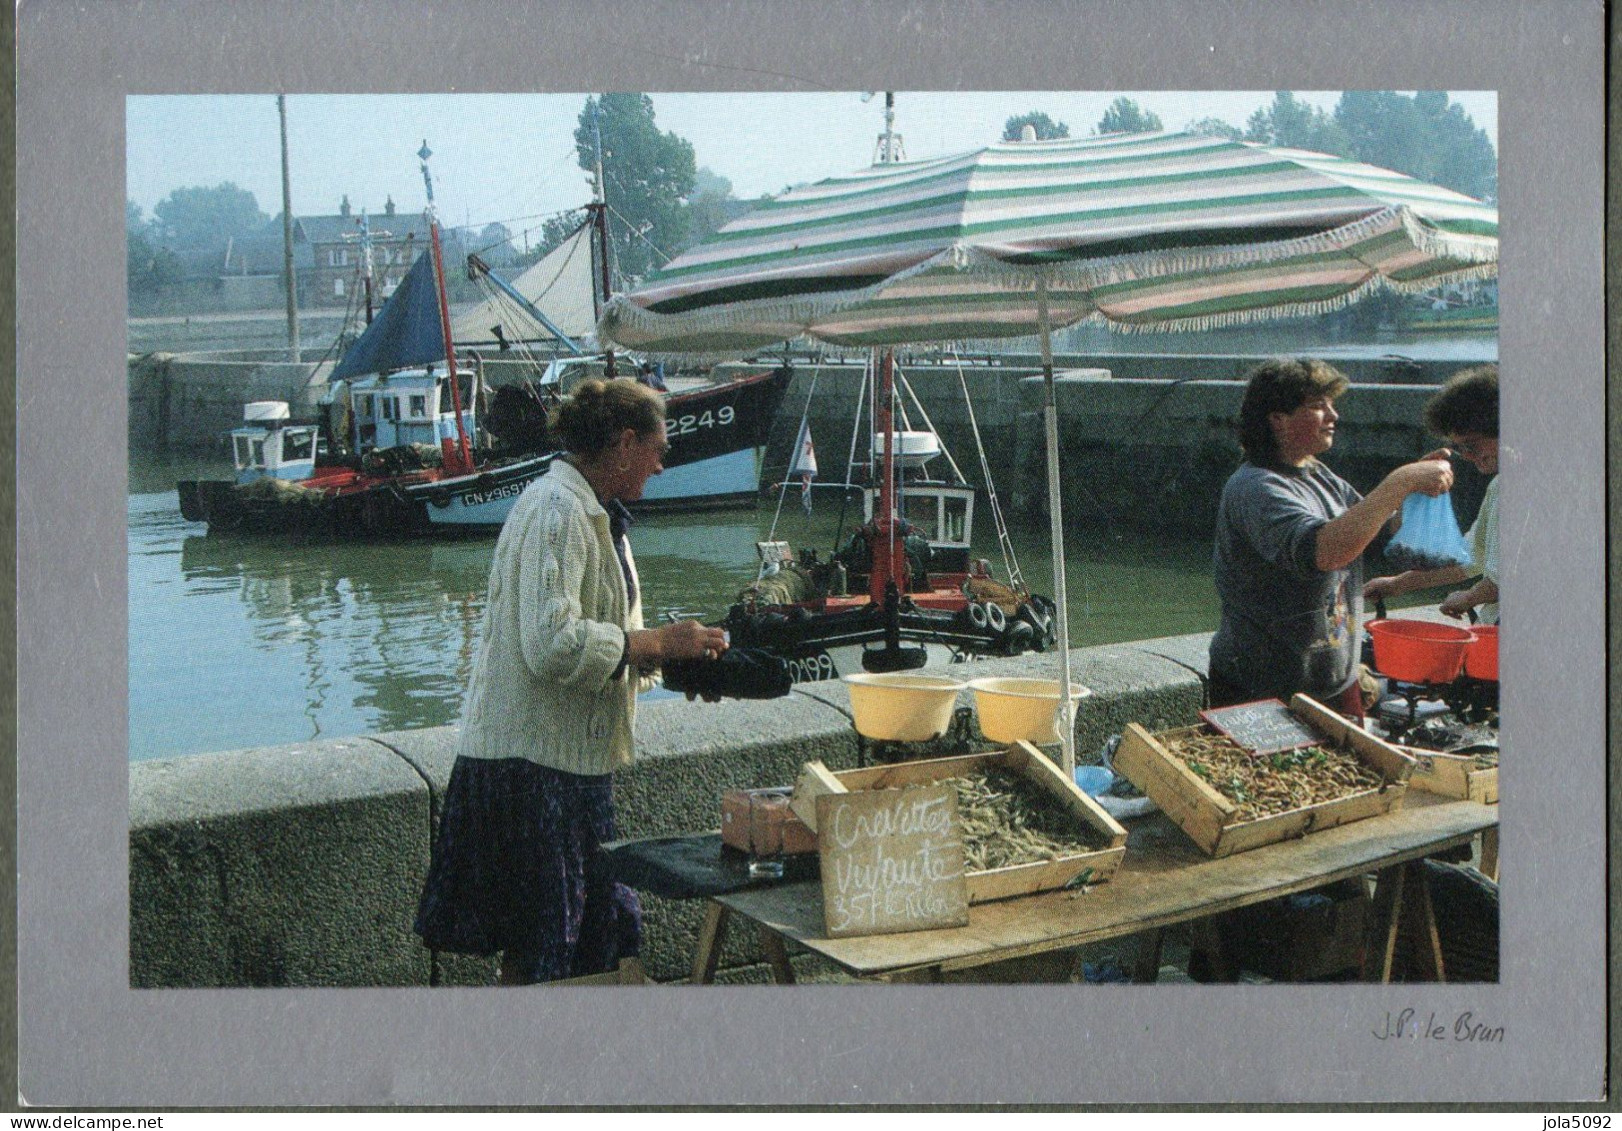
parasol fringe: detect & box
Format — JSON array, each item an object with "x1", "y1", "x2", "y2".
[{"x1": 599, "y1": 205, "x2": 1496, "y2": 357}]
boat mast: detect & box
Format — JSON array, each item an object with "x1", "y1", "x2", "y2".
[
  {"x1": 357, "y1": 209, "x2": 376, "y2": 324},
  {"x1": 589, "y1": 99, "x2": 617, "y2": 379},
  {"x1": 277, "y1": 95, "x2": 301, "y2": 362},
  {"x1": 418, "y1": 141, "x2": 474, "y2": 476}
]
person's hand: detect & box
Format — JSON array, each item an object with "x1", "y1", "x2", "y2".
[
  {"x1": 661, "y1": 617, "x2": 730, "y2": 662},
  {"x1": 1388, "y1": 452, "x2": 1454, "y2": 499},
  {"x1": 1439, "y1": 589, "x2": 1474, "y2": 619},
  {"x1": 1363, "y1": 575, "x2": 1406, "y2": 602}
]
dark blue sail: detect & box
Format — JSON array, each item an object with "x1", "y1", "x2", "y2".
[{"x1": 331, "y1": 250, "x2": 446, "y2": 381}]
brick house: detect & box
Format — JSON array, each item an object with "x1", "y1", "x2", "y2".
[{"x1": 293, "y1": 195, "x2": 427, "y2": 308}]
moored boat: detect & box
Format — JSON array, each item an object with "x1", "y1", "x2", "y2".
[
  {"x1": 713, "y1": 350, "x2": 1057, "y2": 684},
  {"x1": 177, "y1": 148, "x2": 791, "y2": 538}
]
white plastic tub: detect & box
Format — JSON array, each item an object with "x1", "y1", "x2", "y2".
[
  {"x1": 842, "y1": 673, "x2": 966, "y2": 742},
  {"x1": 968, "y1": 677, "x2": 1091, "y2": 745}
]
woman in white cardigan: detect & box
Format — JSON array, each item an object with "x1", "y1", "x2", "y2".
[{"x1": 415, "y1": 378, "x2": 728, "y2": 984}]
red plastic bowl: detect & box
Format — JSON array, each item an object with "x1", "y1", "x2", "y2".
[
  {"x1": 1464, "y1": 625, "x2": 1498, "y2": 682},
  {"x1": 1367, "y1": 618, "x2": 1474, "y2": 684}
]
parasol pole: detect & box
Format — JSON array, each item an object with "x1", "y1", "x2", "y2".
[{"x1": 1036, "y1": 277, "x2": 1077, "y2": 776}]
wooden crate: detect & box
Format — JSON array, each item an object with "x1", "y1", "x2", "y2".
[
  {"x1": 791, "y1": 741, "x2": 1128, "y2": 903},
  {"x1": 1113, "y1": 694, "x2": 1414, "y2": 858},
  {"x1": 1402, "y1": 746, "x2": 1498, "y2": 804}
]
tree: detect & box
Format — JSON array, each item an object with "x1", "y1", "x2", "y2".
[
  {"x1": 573, "y1": 93, "x2": 697, "y2": 284},
  {"x1": 126, "y1": 199, "x2": 182, "y2": 293},
  {"x1": 1002, "y1": 111, "x2": 1069, "y2": 142},
  {"x1": 1096, "y1": 97, "x2": 1162, "y2": 136},
  {"x1": 150, "y1": 182, "x2": 267, "y2": 250},
  {"x1": 682, "y1": 167, "x2": 741, "y2": 251},
  {"x1": 1244, "y1": 91, "x2": 1348, "y2": 154},
  {"x1": 1184, "y1": 116, "x2": 1243, "y2": 140},
  {"x1": 475, "y1": 221, "x2": 518, "y2": 264},
  {"x1": 1334, "y1": 90, "x2": 1495, "y2": 201}
]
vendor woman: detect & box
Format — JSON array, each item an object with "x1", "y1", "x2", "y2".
[
  {"x1": 1208, "y1": 358, "x2": 1454, "y2": 717},
  {"x1": 1363, "y1": 365, "x2": 1499, "y2": 624},
  {"x1": 414, "y1": 378, "x2": 728, "y2": 984}
]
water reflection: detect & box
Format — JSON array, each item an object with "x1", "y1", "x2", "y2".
[{"x1": 131, "y1": 474, "x2": 1221, "y2": 760}]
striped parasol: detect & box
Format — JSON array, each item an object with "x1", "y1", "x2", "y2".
[
  {"x1": 601, "y1": 129, "x2": 1496, "y2": 354},
  {"x1": 600, "y1": 128, "x2": 1497, "y2": 774}
]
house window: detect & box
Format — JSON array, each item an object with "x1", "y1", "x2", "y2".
[
  {"x1": 409, "y1": 394, "x2": 428, "y2": 419},
  {"x1": 333, "y1": 277, "x2": 345, "y2": 297},
  {"x1": 328, "y1": 248, "x2": 350, "y2": 267},
  {"x1": 381, "y1": 396, "x2": 397, "y2": 422}
]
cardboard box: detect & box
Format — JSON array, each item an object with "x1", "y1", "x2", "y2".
[
  {"x1": 791, "y1": 741, "x2": 1128, "y2": 903},
  {"x1": 720, "y1": 788, "x2": 819, "y2": 857},
  {"x1": 1112, "y1": 694, "x2": 1413, "y2": 858}
]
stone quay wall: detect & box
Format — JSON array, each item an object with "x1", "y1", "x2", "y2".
[
  {"x1": 130, "y1": 636, "x2": 1212, "y2": 988},
  {"x1": 765, "y1": 364, "x2": 1484, "y2": 536}
]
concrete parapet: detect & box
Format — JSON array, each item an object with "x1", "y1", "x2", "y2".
[
  {"x1": 129, "y1": 736, "x2": 431, "y2": 987},
  {"x1": 129, "y1": 636, "x2": 1212, "y2": 987}
]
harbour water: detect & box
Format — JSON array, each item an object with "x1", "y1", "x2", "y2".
[{"x1": 129, "y1": 451, "x2": 1221, "y2": 761}]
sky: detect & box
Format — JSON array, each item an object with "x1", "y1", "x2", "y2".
[{"x1": 126, "y1": 89, "x2": 1498, "y2": 250}]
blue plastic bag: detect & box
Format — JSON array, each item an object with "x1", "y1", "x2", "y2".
[{"x1": 1385, "y1": 491, "x2": 1472, "y2": 570}]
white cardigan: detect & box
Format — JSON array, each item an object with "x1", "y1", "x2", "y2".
[{"x1": 457, "y1": 460, "x2": 652, "y2": 774}]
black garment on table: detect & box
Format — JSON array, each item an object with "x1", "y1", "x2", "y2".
[{"x1": 606, "y1": 833, "x2": 819, "y2": 899}]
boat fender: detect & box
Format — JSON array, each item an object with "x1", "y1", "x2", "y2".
[
  {"x1": 1002, "y1": 620, "x2": 1035, "y2": 656},
  {"x1": 1016, "y1": 604, "x2": 1053, "y2": 650},
  {"x1": 1017, "y1": 600, "x2": 1052, "y2": 634},
  {"x1": 983, "y1": 601, "x2": 1007, "y2": 633},
  {"x1": 965, "y1": 601, "x2": 989, "y2": 629},
  {"x1": 429, "y1": 489, "x2": 452, "y2": 509}
]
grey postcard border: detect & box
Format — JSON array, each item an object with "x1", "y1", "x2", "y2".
[{"x1": 14, "y1": 0, "x2": 1610, "y2": 1108}]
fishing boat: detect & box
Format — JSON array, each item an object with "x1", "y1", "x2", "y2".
[
  {"x1": 714, "y1": 349, "x2": 1058, "y2": 684},
  {"x1": 178, "y1": 149, "x2": 790, "y2": 537}
]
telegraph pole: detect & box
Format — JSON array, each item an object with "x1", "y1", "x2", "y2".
[{"x1": 278, "y1": 95, "x2": 301, "y2": 362}]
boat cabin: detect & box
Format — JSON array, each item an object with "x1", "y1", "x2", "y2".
[
  {"x1": 863, "y1": 484, "x2": 975, "y2": 553},
  {"x1": 231, "y1": 401, "x2": 320, "y2": 484},
  {"x1": 346, "y1": 366, "x2": 475, "y2": 453}
]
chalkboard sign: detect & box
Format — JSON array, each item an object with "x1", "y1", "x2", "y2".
[
  {"x1": 1199, "y1": 698, "x2": 1323, "y2": 755},
  {"x1": 817, "y1": 783, "x2": 970, "y2": 939}
]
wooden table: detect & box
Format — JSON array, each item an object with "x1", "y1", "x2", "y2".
[{"x1": 690, "y1": 792, "x2": 1496, "y2": 984}]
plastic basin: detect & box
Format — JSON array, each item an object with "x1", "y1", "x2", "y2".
[
  {"x1": 1464, "y1": 624, "x2": 1498, "y2": 681},
  {"x1": 842, "y1": 673, "x2": 966, "y2": 741},
  {"x1": 967, "y1": 677, "x2": 1092, "y2": 744},
  {"x1": 1367, "y1": 618, "x2": 1474, "y2": 684}
]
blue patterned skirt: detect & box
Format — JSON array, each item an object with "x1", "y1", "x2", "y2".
[{"x1": 414, "y1": 756, "x2": 641, "y2": 982}]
